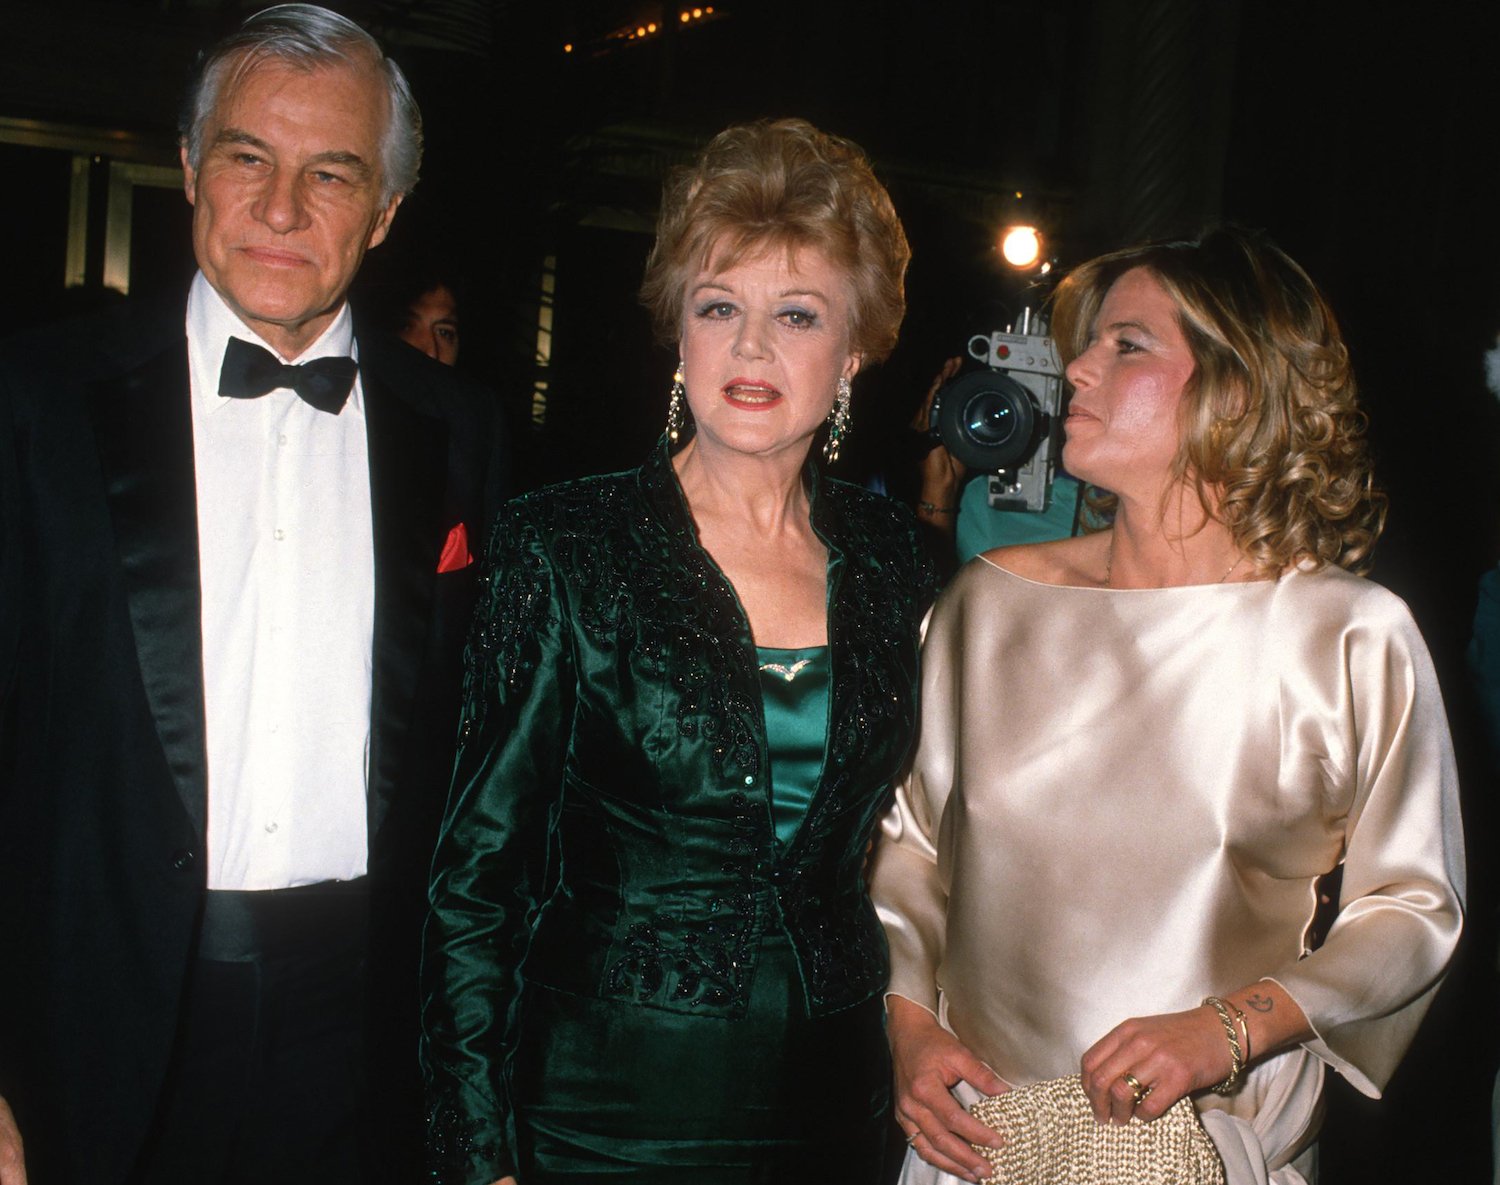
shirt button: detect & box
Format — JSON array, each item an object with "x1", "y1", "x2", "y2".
[
  {"x1": 264, "y1": 822, "x2": 279, "y2": 834},
  {"x1": 278, "y1": 433, "x2": 288, "y2": 446},
  {"x1": 743, "y1": 775, "x2": 754, "y2": 786},
  {"x1": 273, "y1": 528, "x2": 285, "y2": 541}
]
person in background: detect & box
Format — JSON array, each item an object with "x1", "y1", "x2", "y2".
[
  {"x1": 874, "y1": 226, "x2": 1463, "y2": 1185},
  {"x1": 0, "y1": 7, "x2": 506, "y2": 1183},
  {"x1": 1469, "y1": 328, "x2": 1500, "y2": 1185},
  {"x1": 399, "y1": 278, "x2": 462, "y2": 366},
  {"x1": 359, "y1": 254, "x2": 464, "y2": 367},
  {"x1": 1470, "y1": 330, "x2": 1500, "y2": 763},
  {"x1": 422, "y1": 117, "x2": 934, "y2": 1185}
]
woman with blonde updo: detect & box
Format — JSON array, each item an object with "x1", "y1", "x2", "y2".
[
  {"x1": 422, "y1": 119, "x2": 934, "y2": 1185},
  {"x1": 873, "y1": 226, "x2": 1464, "y2": 1185}
]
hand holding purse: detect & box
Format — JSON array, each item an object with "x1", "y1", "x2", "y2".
[{"x1": 967, "y1": 1074, "x2": 1226, "y2": 1185}]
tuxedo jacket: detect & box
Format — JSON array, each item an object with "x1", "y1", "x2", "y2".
[{"x1": 0, "y1": 295, "x2": 507, "y2": 1185}]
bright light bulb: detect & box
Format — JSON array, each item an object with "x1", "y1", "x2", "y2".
[{"x1": 1000, "y1": 225, "x2": 1042, "y2": 269}]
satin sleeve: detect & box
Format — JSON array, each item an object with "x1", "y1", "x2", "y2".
[
  {"x1": 1268, "y1": 596, "x2": 1465, "y2": 1097},
  {"x1": 421, "y1": 499, "x2": 575, "y2": 1184},
  {"x1": 871, "y1": 606, "x2": 948, "y2": 1016}
]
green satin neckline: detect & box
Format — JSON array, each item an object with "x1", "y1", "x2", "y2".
[{"x1": 755, "y1": 645, "x2": 830, "y2": 849}]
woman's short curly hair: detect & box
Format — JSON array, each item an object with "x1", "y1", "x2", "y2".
[
  {"x1": 1050, "y1": 226, "x2": 1386, "y2": 574},
  {"x1": 640, "y1": 118, "x2": 909, "y2": 364}
]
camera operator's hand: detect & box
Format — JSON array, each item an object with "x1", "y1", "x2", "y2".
[{"x1": 912, "y1": 357, "x2": 965, "y2": 534}]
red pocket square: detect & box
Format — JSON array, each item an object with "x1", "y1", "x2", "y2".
[{"x1": 437, "y1": 522, "x2": 473, "y2": 573}]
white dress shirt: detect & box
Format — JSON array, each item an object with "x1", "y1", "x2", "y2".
[{"x1": 187, "y1": 272, "x2": 374, "y2": 891}]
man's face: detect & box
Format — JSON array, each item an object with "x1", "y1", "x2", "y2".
[
  {"x1": 182, "y1": 56, "x2": 401, "y2": 359},
  {"x1": 398, "y1": 284, "x2": 460, "y2": 366}
]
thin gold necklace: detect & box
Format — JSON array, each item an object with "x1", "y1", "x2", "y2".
[{"x1": 1103, "y1": 532, "x2": 1244, "y2": 587}]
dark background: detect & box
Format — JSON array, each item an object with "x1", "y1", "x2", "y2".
[{"x1": 3, "y1": 0, "x2": 1497, "y2": 1177}]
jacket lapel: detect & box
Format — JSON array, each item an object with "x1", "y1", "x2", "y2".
[
  {"x1": 363, "y1": 369, "x2": 447, "y2": 840},
  {"x1": 88, "y1": 339, "x2": 208, "y2": 838},
  {"x1": 794, "y1": 467, "x2": 847, "y2": 850}
]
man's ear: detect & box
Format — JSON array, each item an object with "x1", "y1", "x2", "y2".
[
  {"x1": 180, "y1": 145, "x2": 197, "y2": 206},
  {"x1": 366, "y1": 193, "x2": 403, "y2": 250}
]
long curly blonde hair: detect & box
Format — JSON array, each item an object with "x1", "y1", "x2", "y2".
[{"x1": 1050, "y1": 227, "x2": 1385, "y2": 574}]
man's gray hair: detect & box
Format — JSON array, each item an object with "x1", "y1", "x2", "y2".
[{"x1": 179, "y1": 4, "x2": 422, "y2": 203}]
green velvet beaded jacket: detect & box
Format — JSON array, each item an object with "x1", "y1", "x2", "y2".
[{"x1": 420, "y1": 438, "x2": 937, "y2": 1183}]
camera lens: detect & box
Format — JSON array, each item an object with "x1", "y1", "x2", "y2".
[
  {"x1": 931, "y1": 370, "x2": 1042, "y2": 471},
  {"x1": 966, "y1": 395, "x2": 1018, "y2": 447}
]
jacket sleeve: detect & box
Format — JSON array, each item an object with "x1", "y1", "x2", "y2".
[
  {"x1": 869, "y1": 511, "x2": 947, "y2": 1011},
  {"x1": 421, "y1": 497, "x2": 574, "y2": 1184}
]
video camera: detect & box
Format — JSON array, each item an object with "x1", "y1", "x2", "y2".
[{"x1": 928, "y1": 316, "x2": 1064, "y2": 513}]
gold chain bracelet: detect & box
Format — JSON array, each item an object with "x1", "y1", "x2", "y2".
[
  {"x1": 1229, "y1": 1000, "x2": 1251, "y2": 1062},
  {"x1": 1202, "y1": 996, "x2": 1245, "y2": 1095}
]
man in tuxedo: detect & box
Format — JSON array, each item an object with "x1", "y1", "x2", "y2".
[{"x1": 0, "y1": 6, "x2": 506, "y2": 1184}]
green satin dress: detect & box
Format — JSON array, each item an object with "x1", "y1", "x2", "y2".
[{"x1": 509, "y1": 646, "x2": 890, "y2": 1183}]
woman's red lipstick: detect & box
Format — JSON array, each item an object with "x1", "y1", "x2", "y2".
[{"x1": 722, "y1": 378, "x2": 782, "y2": 410}]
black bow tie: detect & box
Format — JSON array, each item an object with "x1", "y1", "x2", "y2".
[{"x1": 218, "y1": 336, "x2": 358, "y2": 414}]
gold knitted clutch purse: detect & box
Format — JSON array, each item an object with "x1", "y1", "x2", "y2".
[{"x1": 967, "y1": 1075, "x2": 1226, "y2": 1185}]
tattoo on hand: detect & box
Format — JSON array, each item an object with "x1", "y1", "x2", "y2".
[{"x1": 1246, "y1": 992, "x2": 1273, "y2": 1013}]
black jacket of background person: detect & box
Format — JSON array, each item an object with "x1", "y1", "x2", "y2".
[{"x1": 0, "y1": 295, "x2": 508, "y2": 1185}]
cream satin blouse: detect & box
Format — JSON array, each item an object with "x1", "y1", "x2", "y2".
[{"x1": 873, "y1": 558, "x2": 1464, "y2": 1182}]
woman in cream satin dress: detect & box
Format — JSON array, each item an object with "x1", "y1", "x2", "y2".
[{"x1": 871, "y1": 227, "x2": 1464, "y2": 1185}]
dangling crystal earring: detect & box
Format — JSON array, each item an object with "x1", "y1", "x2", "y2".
[
  {"x1": 666, "y1": 362, "x2": 687, "y2": 443},
  {"x1": 823, "y1": 376, "x2": 852, "y2": 463}
]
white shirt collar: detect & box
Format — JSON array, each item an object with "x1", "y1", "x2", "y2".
[{"x1": 185, "y1": 271, "x2": 362, "y2": 414}]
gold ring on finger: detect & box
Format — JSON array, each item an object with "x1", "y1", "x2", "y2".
[{"x1": 1122, "y1": 1072, "x2": 1150, "y2": 1106}]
